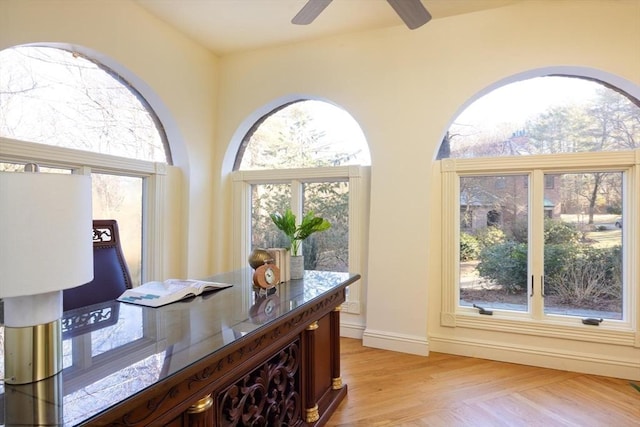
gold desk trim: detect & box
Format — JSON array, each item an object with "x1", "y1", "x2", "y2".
[
  {"x1": 332, "y1": 376, "x2": 343, "y2": 390},
  {"x1": 186, "y1": 393, "x2": 214, "y2": 414},
  {"x1": 305, "y1": 404, "x2": 320, "y2": 423},
  {"x1": 306, "y1": 321, "x2": 319, "y2": 331}
]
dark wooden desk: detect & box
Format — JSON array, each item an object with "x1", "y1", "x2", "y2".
[{"x1": 0, "y1": 269, "x2": 359, "y2": 426}]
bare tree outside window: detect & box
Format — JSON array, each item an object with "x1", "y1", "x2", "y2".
[
  {"x1": 237, "y1": 100, "x2": 370, "y2": 170},
  {"x1": 0, "y1": 46, "x2": 167, "y2": 161},
  {"x1": 238, "y1": 100, "x2": 369, "y2": 273},
  {"x1": 1, "y1": 46, "x2": 169, "y2": 286},
  {"x1": 450, "y1": 76, "x2": 636, "y2": 320},
  {"x1": 444, "y1": 76, "x2": 638, "y2": 159}
]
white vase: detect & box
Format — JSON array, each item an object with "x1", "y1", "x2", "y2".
[{"x1": 290, "y1": 255, "x2": 304, "y2": 280}]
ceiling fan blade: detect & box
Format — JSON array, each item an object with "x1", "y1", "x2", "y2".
[
  {"x1": 386, "y1": 0, "x2": 432, "y2": 30},
  {"x1": 292, "y1": 0, "x2": 333, "y2": 25}
]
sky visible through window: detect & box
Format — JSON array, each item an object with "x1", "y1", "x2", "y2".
[
  {"x1": 302, "y1": 100, "x2": 371, "y2": 166},
  {"x1": 0, "y1": 46, "x2": 167, "y2": 163},
  {"x1": 239, "y1": 99, "x2": 370, "y2": 170},
  {"x1": 447, "y1": 76, "x2": 638, "y2": 158},
  {"x1": 456, "y1": 76, "x2": 598, "y2": 130},
  {"x1": 453, "y1": 75, "x2": 637, "y2": 319}
]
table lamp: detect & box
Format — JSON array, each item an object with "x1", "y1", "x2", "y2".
[{"x1": 0, "y1": 166, "x2": 93, "y2": 384}]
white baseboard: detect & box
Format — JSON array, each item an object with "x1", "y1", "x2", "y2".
[
  {"x1": 362, "y1": 328, "x2": 429, "y2": 356},
  {"x1": 429, "y1": 335, "x2": 640, "y2": 381},
  {"x1": 340, "y1": 321, "x2": 365, "y2": 339}
]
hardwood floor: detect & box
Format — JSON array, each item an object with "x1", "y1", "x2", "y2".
[{"x1": 327, "y1": 338, "x2": 640, "y2": 427}]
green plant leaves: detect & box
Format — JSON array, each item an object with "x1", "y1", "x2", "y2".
[
  {"x1": 269, "y1": 209, "x2": 297, "y2": 236},
  {"x1": 269, "y1": 208, "x2": 331, "y2": 256}
]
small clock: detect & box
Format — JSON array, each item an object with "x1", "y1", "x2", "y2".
[{"x1": 253, "y1": 263, "x2": 280, "y2": 289}]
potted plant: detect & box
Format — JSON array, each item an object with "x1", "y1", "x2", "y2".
[{"x1": 270, "y1": 208, "x2": 331, "y2": 279}]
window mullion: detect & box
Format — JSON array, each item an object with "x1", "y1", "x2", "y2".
[
  {"x1": 232, "y1": 174, "x2": 252, "y2": 270},
  {"x1": 291, "y1": 179, "x2": 303, "y2": 219},
  {"x1": 626, "y1": 163, "x2": 638, "y2": 342},
  {"x1": 440, "y1": 161, "x2": 458, "y2": 326},
  {"x1": 530, "y1": 169, "x2": 545, "y2": 320},
  {"x1": 143, "y1": 163, "x2": 167, "y2": 282}
]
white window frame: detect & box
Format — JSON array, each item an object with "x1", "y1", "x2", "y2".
[
  {"x1": 440, "y1": 149, "x2": 640, "y2": 347},
  {"x1": 0, "y1": 137, "x2": 167, "y2": 283},
  {"x1": 231, "y1": 165, "x2": 369, "y2": 314}
]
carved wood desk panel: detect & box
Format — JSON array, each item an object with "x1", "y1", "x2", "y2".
[{"x1": 0, "y1": 269, "x2": 359, "y2": 426}]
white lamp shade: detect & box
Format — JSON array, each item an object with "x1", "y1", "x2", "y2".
[{"x1": 0, "y1": 172, "x2": 93, "y2": 298}]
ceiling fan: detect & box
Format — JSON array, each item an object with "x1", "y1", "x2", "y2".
[{"x1": 292, "y1": 0, "x2": 432, "y2": 30}]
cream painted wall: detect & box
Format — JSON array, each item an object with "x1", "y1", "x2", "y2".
[
  {"x1": 1, "y1": 0, "x2": 638, "y2": 378},
  {"x1": 0, "y1": 0, "x2": 218, "y2": 279},
  {"x1": 215, "y1": 0, "x2": 640, "y2": 377}
]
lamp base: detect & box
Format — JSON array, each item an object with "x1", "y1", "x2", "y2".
[
  {"x1": 4, "y1": 370, "x2": 63, "y2": 425},
  {"x1": 4, "y1": 319, "x2": 62, "y2": 384}
]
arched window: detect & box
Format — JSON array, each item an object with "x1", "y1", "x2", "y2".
[
  {"x1": 440, "y1": 76, "x2": 638, "y2": 159},
  {"x1": 0, "y1": 46, "x2": 169, "y2": 161},
  {"x1": 0, "y1": 46, "x2": 171, "y2": 286},
  {"x1": 235, "y1": 99, "x2": 370, "y2": 170},
  {"x1": 232, "y1": 99, "x2": 370, "y2": 315},
  {"x1": 440, "y1": 75, "x2": 639, "y2": 344}
]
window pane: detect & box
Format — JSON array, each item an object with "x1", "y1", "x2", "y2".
[
  {"x1": 0, "y1": 165, "x2": 143, "y2": 286},
  {"x1": 302, "y1": 181, "x2": 349, "y2": 272},
  {"x1": 92, "y1": 173, "x2": 143, "y2": 286},
  {"x1": 237, "y1": 100, "x2": 370, "y2": 170},
  {"x1": 0, "y1": 46, "x2": 168, "y2": 162},
  {"x1": 251, "y1": 183, "x2": 291, "y2": 249},
  {"x1": 442, "y1": 76, "x2": 639, "y2": 159},
  {"x1": 543, "y1": 172, "x2": 623, "y2": 320},
  {"x1": 459, "y1": 175, "x2": 529, "y2": 312}
]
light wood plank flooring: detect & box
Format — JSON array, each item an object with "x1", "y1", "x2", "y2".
[{"x1": 327, "y1": 338, "x2": 640, "y2": 427}]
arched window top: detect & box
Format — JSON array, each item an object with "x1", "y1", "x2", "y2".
[
  {"x1": 439, "y1": 75, "x2": 640, "y2": 159},
  {"x1": 235, "y1": 99, "x2": 370, "y2": 170},
  {"x1": 0, "y1": 46, "x2": 170, "y2": 163}
]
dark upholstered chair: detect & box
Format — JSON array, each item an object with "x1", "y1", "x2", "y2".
[{"x1": 63, "y1": 219, "x2": 132, "y2": 312}]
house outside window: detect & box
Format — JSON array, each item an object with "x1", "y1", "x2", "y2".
[
  {"x1": 545, "y1": 174, "x2": 555, "y2": 189},
  {"x1": 439, "y1": 75, "x2": 638, "y2": 345}
]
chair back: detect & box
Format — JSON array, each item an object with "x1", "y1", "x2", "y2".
[{"x1": 63, "y1": 220, "x2": 132, "y2": 312}]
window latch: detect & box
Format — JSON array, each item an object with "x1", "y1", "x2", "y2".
[
  {"x1": 473, "y1": 304, "x2": 493, "y2": 315},
  {"x1": 530, "y1": 275, "x2": 534, "y2": 297},
  {"x1": 582, "y1": 318, "x2": 603, "y2": 326}
]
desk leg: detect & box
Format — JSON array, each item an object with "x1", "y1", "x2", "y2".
[
  {"x1": 186, "y1": 393, "x2": 213, "y2": 427},
  {"x1": 331, "y1": 306, "x2": 343, "y2": 390},
  {"x1": 304, "y1": 321, "x2": 320, "y2": 423}
]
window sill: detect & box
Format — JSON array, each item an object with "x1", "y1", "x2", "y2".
[{"x1": 451, "y1": 312, "x2": 636, "y2": 347}]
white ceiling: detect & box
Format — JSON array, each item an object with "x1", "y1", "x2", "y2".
[{"x1": 133, "y1": 0, "x2": 519, "y2": 55}]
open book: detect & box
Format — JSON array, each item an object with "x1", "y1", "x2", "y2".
[{"x1": 117, "y1": 279, "x2": 233, "y2": 307}]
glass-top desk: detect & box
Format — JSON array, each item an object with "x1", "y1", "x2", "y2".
[{"x1": 0, "y1": 269, "x2": 360, "y2": 426}]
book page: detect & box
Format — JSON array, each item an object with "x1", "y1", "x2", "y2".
[
  {"x1": 162, "y1": 279, "x2": 200, "y2": 293},
  {"x1": 118, "y1": 279, "x2": 232, "y2": 307},
  {"x1": 190, "y1": 280, "x2": 233, "y2": 293},
  {"x1": 117, "y1": 280, "x2": 195, "y2": 306}
]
